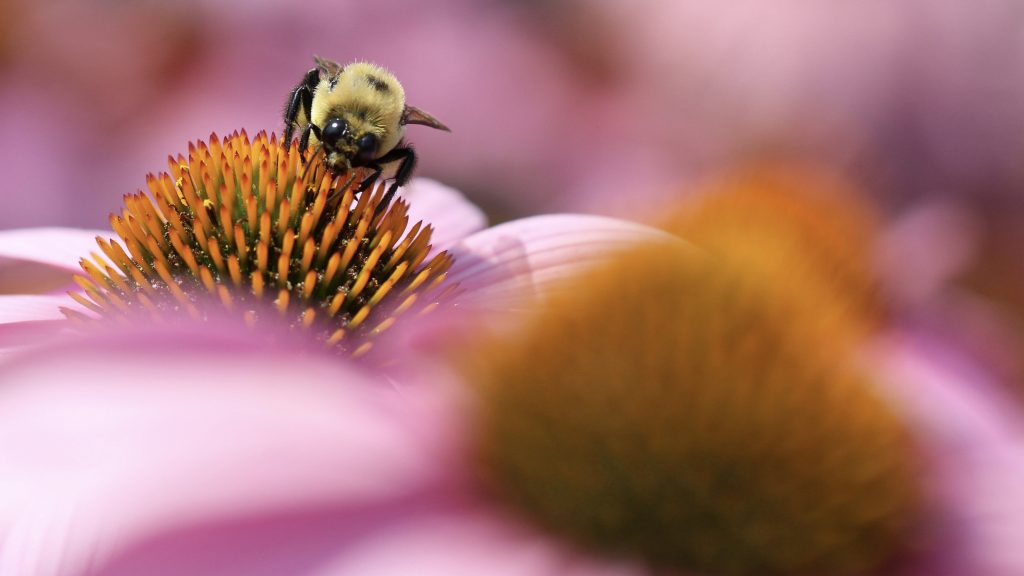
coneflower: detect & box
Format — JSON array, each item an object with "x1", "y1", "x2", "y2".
[
  {"x1": 63, "y1": 130, "x2": 456, "y2": 356},
  {"x1": 470, "y1": 238, "x2": 921, "y2": 575}
]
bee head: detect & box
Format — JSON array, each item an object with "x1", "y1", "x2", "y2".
[
  {"x1": 319, "y1": 117, "x2": 382, "y2": 167},
  {"x1": 319, "y1": 118, "x2": 347, "y2": 149}
]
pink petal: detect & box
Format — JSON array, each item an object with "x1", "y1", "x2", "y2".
[
  {"x1": 313, "y1": 504, "x2": 651, "y2": 576},
  {"x1": 877, "y1": 202, "x2": 979, "y2": 308},
  {"x1": 0, "y1": 295, "x2": 88, "y2": 360},
  {"x1": 872, "y1": 335, "x2": 1024, "y2": 576},
  {"x1": 0, "y1": 295, "x2": 76, "y2": 324},
  {"x1": 0, "y1": 227, "x2": 113, "y2": 275},
  {"x1": 446, "y1": 215, "x2": 685, "y2": 312},
  {"x1": 0, "y1": 323, "x2": 462, "y2": 576},
  {"x1": 399, "y1": 178, "x2": 487, "y2": 257},
  {"x1": 95, "y1": 500, "x2": 651, "y2": 576}
]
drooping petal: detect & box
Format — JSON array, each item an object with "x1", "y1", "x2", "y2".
[
  {"x1": 0, "y1": 227, "x2": 112, "y2": 275},
  {"x1": 0, "y1": 322, "x2": 462, "y2": 576},
  {"x1": 400, "y1": 178, "x2": 488, "y2": 257},
  {"x1": 446, "y1": 214, "x2": 685, "y2": 312},
  {"x1": 872, "y1": 334, "x2": 1024, "y2": 576}
]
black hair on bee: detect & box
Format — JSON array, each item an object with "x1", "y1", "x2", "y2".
[{"x1": 283, "y1": 57, "x2": 450, "y2": 211}]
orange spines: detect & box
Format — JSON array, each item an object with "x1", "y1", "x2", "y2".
[{"x1": 66, "y1": 130, "x2": 456, "y2": 354}]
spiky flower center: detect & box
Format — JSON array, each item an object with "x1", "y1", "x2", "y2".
[
  {"x1": 65, "y1": 131, "x2": 455, "y2": 356},
  {"x1": 470, "y1": 241, "x2": 920, "y2": 575}
]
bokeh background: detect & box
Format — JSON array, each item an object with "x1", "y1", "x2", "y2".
[{"x1": 1, "y1": 0, "x2": 1022, "y2": 383}]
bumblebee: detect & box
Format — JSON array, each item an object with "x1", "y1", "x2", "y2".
[{"x1": 283, "y1": 57, "x2": 450, "y2": 208}]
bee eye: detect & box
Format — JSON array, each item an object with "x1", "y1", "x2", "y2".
[
  {"x1": 356, "y1": 133, "x2": 379, "y2": 161},
  {"x1": 320, "y1": 119, "x2": 347, "y2": 147}
]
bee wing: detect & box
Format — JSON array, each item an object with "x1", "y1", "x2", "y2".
[
  {"x1": 402, "y1": 106, "x2": 451, "y2": 132},
  {"x1": 313, "y1": 56, "x2": 344, "y2": 78}
]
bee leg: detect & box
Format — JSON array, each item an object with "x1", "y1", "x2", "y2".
[
  {"x1": 282, "y1": 67, "x2": 320, "y2": 145},
  {"x1": 357, "y1": 164, "x2": 383, "y2": 193},
  {"x1": 299, "y1": 123, "x2": 320, "y2": 152},
  {"x1": 372, "y1": 145, "x2": 417, "y2": 214}
]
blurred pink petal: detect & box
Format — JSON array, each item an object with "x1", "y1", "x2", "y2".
[
  {"x1": 872, "y1": 334, "x2": 1024, "y2": 576},
  {"x1": 877, "y1": 202, "x2": 980, "y2": 309},
  {"x1": 400, "y1": 178, "x2": 487, "y2": 257},
  {"x1": 0, "y1": 228, "x2": 112, "y2": 275},
  {"x1": 0, "y1": 246, "x2": 1020, "y2": 575},
  {"x1": 447, "y1": 215, "x2": 683, "y2": 313},
  {"x1": 310, "y1": 504, "x2": 648, "y2": 576},
  {"x1": 0, "y1": 324, "x2": 463, "y2": 576},
  {"x1": 74, "y1": 330, "x2": 1024, "y2": 576},
  {"x1": 94, "y1": 501, "x2": 649, "y2": 576}
]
